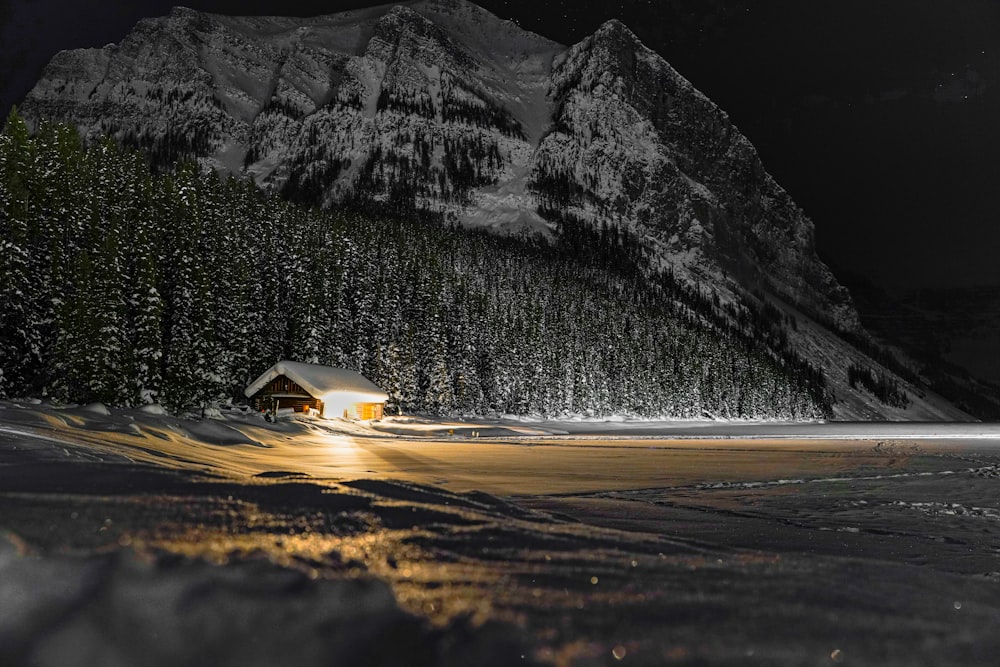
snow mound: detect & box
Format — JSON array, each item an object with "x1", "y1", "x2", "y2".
[{"x1": 0, "y1": 536, "x2": 535, "y2": 666}]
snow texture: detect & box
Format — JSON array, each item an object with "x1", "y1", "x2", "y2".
[{"x1": 2, "y1": 399, "x2": 1000, "y2": 665}]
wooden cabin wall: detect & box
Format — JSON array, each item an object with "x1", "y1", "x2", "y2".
[
  {"x1": 249, "y1": 375, "x2": 385, "y2": 419},
  {"x1": 259, "y1": 376, "x2": 310, "y2": 396},
  {"x1": 346, "y1": 403, "x2": 384, "y2": 420}
]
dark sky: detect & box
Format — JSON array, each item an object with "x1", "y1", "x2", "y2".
[{"x1": 3, "y1": 0, "x2": 1000, "y2": 291}]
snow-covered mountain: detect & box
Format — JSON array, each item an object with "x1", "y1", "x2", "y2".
[
  {"x1": 20, "y1": 0, "x2": 854, "y2": 326},
  {"x1": 17, "y1": 0, "x2": 971, "y2": 419}
]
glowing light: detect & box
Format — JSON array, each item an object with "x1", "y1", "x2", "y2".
[
  {"x1": 320, "y1": 392, "x2": 355, "y2": 419},
  {"x1": 318, "y1": 392, "x2": 386, "y2": 420}
]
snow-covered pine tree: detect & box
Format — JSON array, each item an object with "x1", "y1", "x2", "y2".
[
  {"x1": 0, "y1": 111, "x2": 70, "y2": 396},
  {"x1": 159, "y1": 163, "x2": 223, "y2": 411},
  {"x1": 0, "y1": 115, "x2": 835, "y2": 420},
  {"x1": 0, "y1": 110, "x2": 36, "y2": 396}
]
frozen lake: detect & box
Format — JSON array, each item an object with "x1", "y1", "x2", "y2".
[
  {"x1": 1, "y1": 401, "x2": 999, "y2": 665},
  {"x1": 502, "y1": 418, "x2": 1000, "y2": 439}
]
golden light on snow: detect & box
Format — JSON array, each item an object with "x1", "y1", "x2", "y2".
[
  {"x1": 5, "y1": 396, "x2": 1000, "y2": 664},
  {"x1": 325, "y1": 437, "x2": 368, "y2": 471}
]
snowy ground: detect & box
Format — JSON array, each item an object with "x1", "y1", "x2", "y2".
[{"x1": 1, "y1": 400, "x2": 999, "y2": 665}]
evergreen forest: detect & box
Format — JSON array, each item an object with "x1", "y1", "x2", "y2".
[{"x1": 0, "y1": 111, "x2": 831, "y2": 419}]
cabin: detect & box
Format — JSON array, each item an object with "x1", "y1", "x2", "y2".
[{"x1": 244, "y1": 360, "x2": 389, "y2": 420}]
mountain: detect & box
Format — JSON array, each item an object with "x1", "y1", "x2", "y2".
[
  {"x1": 15, "y1": 0, "x2": 973, "y2": 420},
  {"x1": 18, "y1": 0, "x2": 851, "y2": 325}
]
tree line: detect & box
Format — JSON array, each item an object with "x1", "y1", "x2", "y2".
[{"x1": 0, "y1": 110, "x2": 830, "y2": 419}]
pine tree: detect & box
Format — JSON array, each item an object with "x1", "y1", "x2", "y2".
[
  {"x1": 0, "y1": 109, "x2": 43, "y2": 395},
  {"x1": 0, "y1": 116, "x2": 835, "y2": 420}
]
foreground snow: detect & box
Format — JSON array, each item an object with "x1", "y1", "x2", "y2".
[{"x1": 1, "y1": 400, "x2": 999, "y2": 665}]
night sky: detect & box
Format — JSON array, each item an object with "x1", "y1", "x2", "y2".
[{"x1": 3, "y1": 0, "x2": 999, "y2": 292}]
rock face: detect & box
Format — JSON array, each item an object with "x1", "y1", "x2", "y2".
[
  {"x1": 538, "y1": 20, "x2": 859, "y2": 330},
  {"x1": 20, "y1": 0, "x2": 860, "y2": 333}
]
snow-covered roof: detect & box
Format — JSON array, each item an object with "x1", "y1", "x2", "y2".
[{"x1": 244, "y1": 361, "x2": 389, "y2": 403}]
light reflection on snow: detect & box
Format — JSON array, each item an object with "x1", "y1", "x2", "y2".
[
  {"x1": 4, "y1": 399, "x2": 1000, "y2": 664},
  {"x1": 3, "y1": 400, "x2": 1000, "y2": 497}
]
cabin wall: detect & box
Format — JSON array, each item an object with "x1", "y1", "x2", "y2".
[
  {"x1": 252, "y1": 394, "x2": 322, "y2": 413},
  {"x1": 324, "y1": 401, "x2": 384, "y2": 420},
  {"x1": 349, "y1": 403, "x2": 384, "y2": 421},
  {"x1": 250, "y1": 374, "x2": 385, "y2": 420},
  {"x1": 251, "y1": 374, "x2": 321, "y2": 414},
  {"x1": 260, "y1": 376, "x2": 310, "y2": 396}
]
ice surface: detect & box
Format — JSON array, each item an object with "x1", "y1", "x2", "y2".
[{"x1": 2, "y1": 400, "x2": 1000, "y2": 665}]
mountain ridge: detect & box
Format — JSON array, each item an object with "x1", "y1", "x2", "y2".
[
  {"x1": 21, "y1": 0, "x2": 851, "y2": 321},
  {"x1": 15, "y1": 0, "x2": 972, "y2": 420}
]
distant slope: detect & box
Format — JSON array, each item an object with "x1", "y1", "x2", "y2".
[{"x1": 837, "y1": 273, "x2": 1000, "y2": 419}]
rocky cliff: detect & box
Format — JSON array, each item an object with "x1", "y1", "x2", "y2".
[{"x1": 20, "y1": 0, "x2": 859, "y2": 330}]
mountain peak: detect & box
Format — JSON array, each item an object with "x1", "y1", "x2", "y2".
[
  {"x1": 418, "y1": 0, "x2": 485, "y2": 15},
  {"x1": 166, "y1": 5, "x2": 206, "y2": 21},
  {"x1": 588, "y1": 18, "x2": 646, "y2": 51},
  {"x1": 595, "y1": 18, "x2": 634, "y2": 37},
  {"x1": 381, "y1": 3, "x2": 435, "y2": 28},
  {"x1": 20, "y1": 0, "x2": 862, "y2": 338}
]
